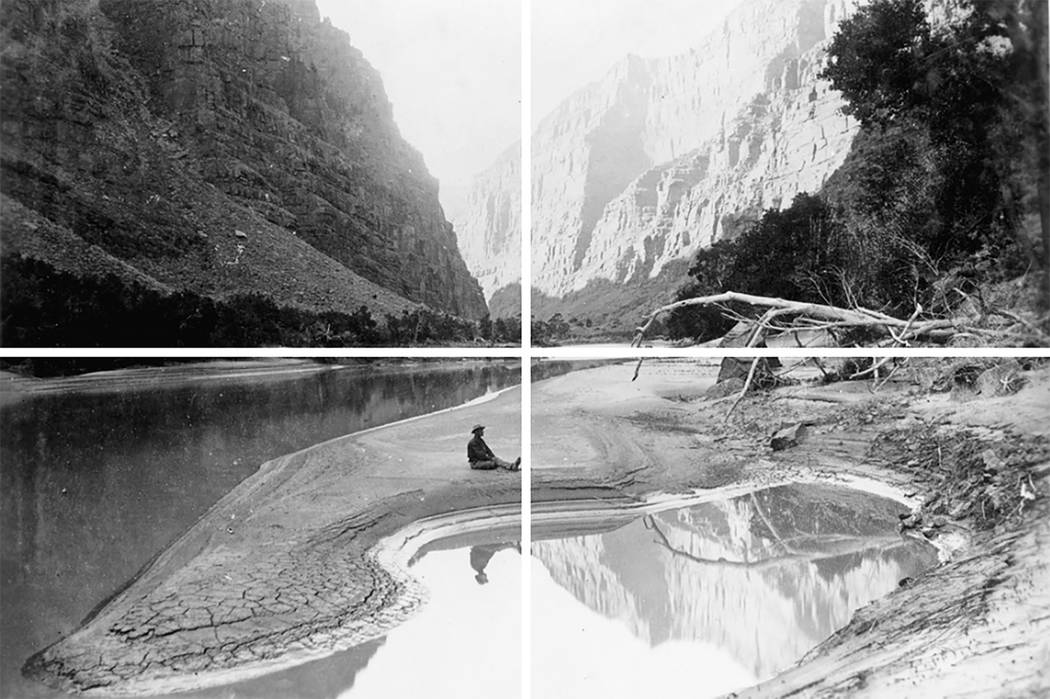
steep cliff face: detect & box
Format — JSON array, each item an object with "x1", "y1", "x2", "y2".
[
  {"x1": 0, "y1": 0, "x2": 487, "y2": 319},
  {"x1": 530, "y1": 0, "x2": 864, "y2": 306},
  {"x1": 573, "y1": 48, "x2": 856, "y2": 292},
  {"x1": 452, "y1": 143, "x2": 520, "y2": 308},
  {"x1": 531, "y1": 54, "x2": 653, "y2": 296}
]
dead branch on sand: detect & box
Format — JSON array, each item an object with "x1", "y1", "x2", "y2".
[
  {"x1": 725, "y1": 357, "x2": 761, "y2": 422},
  {"x1": 630, "y1": 291, "x2": 1044, "y2": 348}
]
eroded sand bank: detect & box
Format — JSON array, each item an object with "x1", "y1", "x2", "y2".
[
  {"x1": 531, "y1": 360, "x2": 1050, "y2": 697},
  {"x1": 25, "y1": 383, "x2": 523, "y2": 695}
]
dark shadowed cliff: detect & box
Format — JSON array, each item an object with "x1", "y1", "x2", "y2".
[{"x1": 0, "y1": 0, "x2": 488, "y2": 327}]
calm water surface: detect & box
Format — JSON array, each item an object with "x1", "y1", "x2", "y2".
[
  {"x1": 199, "y1": 544, "x2": 521, "y2": 699},
  {"x1": 531, "y1": 484, "x2": 939, "y2": 699},
  {"x1": 0, "y1": 361, "x2": 520, "y2": 699}
]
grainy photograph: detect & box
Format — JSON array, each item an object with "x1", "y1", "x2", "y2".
[
  {"x1": 1, "y1": 358, "x2": 523, "y2": 697},
  {"x1": 0, "y1": 0, "x2": 521, "y2": 347},
  {"x1": 529, "y1": 0, "x2": 1049, "y2": 348},
  {"x1": 531, "y1": 356, "x2": 1050, "y2": 697}
]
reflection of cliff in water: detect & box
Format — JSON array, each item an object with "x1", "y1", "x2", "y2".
[{"x1": 532, "y1": 485, "x2": 938, "y2": 680}]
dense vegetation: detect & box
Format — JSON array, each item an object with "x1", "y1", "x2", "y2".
[
  {"x1": 0, "y1": 255, "x2": 522, "y2": 346},
  {"x1": 670, "y1": 0, "x2": 1049, "y2": 342}
]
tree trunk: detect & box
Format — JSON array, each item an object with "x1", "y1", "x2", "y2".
[{"x1": 1033, "y1": 0, "x2": 1050, "y2": 316}]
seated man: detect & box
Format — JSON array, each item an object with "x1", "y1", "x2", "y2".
[{"x1": 467, "y1": 424, "x2": 520, "y2": 471}]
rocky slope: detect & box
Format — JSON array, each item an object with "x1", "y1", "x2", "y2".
[
  {"x1": 0, "y1": 0, "x2": 487, "y2": 321},
  {"x1": 526, "y1": 0, "x2": 863, "y2": 317},
  {"x1": 452, "y1": 143, "x2": 521, "y2": 311}
]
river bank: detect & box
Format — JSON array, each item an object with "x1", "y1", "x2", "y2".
[
  {"x1": 19, "y1": 358, "x2": 1047, "y2": 696},
  {"x1": 17, "y1": 369, "x2": 522, "y2": 696},
  {"x1": 531, "y1": 359, "x2": 1050, "y2": 697},
  {"x1": 0, "y1": 358, "x2": 519, "y2": 403}
]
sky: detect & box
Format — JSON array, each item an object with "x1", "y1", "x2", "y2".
[
  {"x1": 315, "y1": 0, "x2": 742, "y2": 210},
  {"x1": 533, "y1": 0, "x2": 744, "y2": 124},
  {"x1": 316, "y1": 0, "x2": 521, "y2": 210}
]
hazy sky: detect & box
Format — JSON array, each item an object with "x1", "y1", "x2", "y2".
[
  {"x1": 533, "y1": 0, "x2": 743, "y2": 124},
  {"x1": 314, "y1": 0, "x2": 743, "y2": 206},
  {"x1": 316, "y1": 0, "x2": 520, "y2": 205}
]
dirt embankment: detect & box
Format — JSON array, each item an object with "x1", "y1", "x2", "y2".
[{"x1": 532, "y1": 359, "x2": 1050, "y2": 697}]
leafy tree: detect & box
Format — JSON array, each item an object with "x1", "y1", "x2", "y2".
[
  {"x1": 0, "y1": 255, "x2": 480, "y2": 347},
  {"x1": 478, "y1": 314, "x2": 493, "y2": 343},
  {"x1": 546, "y1": 313, "x2": 570, "y2": 340},
  {"x1": 821, "y1": 0, "x2": 1046, "y2": 280},
  {"x1": 820, "y1": 0, "x2": 931, "y2": 127}
]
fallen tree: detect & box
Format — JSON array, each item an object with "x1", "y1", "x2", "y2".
[{"x1": 631, "y1": 291, "x2": 1048, "y2": 348}]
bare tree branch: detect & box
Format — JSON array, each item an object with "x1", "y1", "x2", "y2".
[
  {"x1": 630, "y1": 291, "x2": 991, "y2": 348},
  {"x1": 725, "y1": 356, "x2": 762, "y2": 422}
]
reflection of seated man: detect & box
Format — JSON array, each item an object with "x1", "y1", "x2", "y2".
[
  {"x1": 467, "y1": 424, "x2": 520, "y2": 471},
  {"x1": 469, "y1": 542, "x2": 521, "y2": 584}
]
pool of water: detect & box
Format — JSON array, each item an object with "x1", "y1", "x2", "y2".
[
  {"x1": 531, "y1": 483, "x2": 938, "y2": 699},
  {"x1": 0, "y1": 360, "x2": 520, "y2": 699},
  {"x1": 195, "y1": 543, "x2": 522, "y2": 699}
]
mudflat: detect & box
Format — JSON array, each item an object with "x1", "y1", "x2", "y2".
[{"x1": 25, "y1": 383, "x2": 522, "y2": 695}]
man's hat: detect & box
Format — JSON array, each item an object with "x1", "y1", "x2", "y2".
[{"x1": 471, "y1": 424, "x2": 485, "y2": 433}]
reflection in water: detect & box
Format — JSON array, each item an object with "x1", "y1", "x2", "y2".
[
  {"x1": 206, "y1": 546, "x2": 522, "y2": 699},
  {"x1": 532, "y1": 484, "x2": 938, "y2": 698},
  {"x1": 0, "y1": 361, "x2": 519, "y2": 699},
  {"x1": 470, "y1": 543, "x2": 520, "y2": 585},
  {"x1": 343, "y1": 547, "x2": 521, "y2": 699}
]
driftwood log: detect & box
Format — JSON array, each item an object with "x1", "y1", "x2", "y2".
[{"x1": 629, "y1": 291, "x2": 1015, "y2": 348}]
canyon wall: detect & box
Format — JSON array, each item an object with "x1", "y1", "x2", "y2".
[
  {"x1": 525, "y1": 0, "x2": 864, "y2": 310},
  {"x1": 452, "y1": 143, "x2": 521, "y2": 308},
  {"x1": 0, "y1": 0, "x2": 487, "y2": 319}
]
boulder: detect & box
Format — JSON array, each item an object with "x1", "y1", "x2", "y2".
[{"x1": 770, "y1": 423, "x2": 808, "y2": 451}]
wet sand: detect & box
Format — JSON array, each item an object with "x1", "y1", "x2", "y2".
[
  {"x1": 531, "y1": 360, "x2": 1050, "y2": 697},
  {"x1": 24, "y1": 382, "x2": 522, "y2": 695}
]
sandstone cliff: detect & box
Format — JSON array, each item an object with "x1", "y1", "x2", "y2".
[
  {"x1": 452, "y1": 143, "x2": 521, "y2": 311},
  {"x1": 0, "y1": 0, "x2": 488, "y2": 321},
  {"x1": 528, "y1": 0, "x2": 864, "y2": 315}
]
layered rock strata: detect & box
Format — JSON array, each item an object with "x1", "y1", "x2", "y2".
[
  {"x1": 0, "y1": 0, "x2": 487, "y2": 319},
  {"x1": 452, "y1": 143, "x2": 521, "y2": 307},
  {"x1": 524, "y1": 0, "x2": 863, "y2": 308}
]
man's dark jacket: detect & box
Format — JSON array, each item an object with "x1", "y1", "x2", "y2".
[{"x1": 467, "y1": 434, "x2": 495, "y2": 463}]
